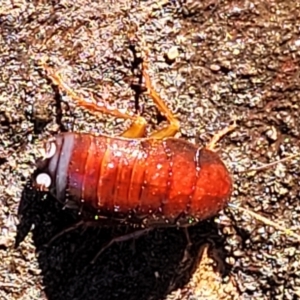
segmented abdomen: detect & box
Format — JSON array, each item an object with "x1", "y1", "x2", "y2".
[{"x1": 47, "y1": 132, "x2": 232, "y2": 224}]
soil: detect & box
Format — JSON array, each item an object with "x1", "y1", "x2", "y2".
[{"x1": 1, "y1": 1, "x2": 300, "y2": 299}]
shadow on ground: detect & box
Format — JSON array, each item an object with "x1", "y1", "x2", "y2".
[{"x1": 16, "y1": 179, "x2": 233, "y2": 300}]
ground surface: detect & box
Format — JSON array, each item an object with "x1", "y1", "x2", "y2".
[{"x1": 1, "y1": 0, "x2": 300, "y2": 299}]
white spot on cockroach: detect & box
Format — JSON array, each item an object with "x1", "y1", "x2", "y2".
[
  {"x1": 80, "y1": 199, "x2": 85, "y2": 203},
  {"x1": 107, "y1": 162, "x2": 115, "y2": 169},
  {"x1": 152, "y1": 173, "x2": 159, "y2": 180},
  {"x1": 114, "y1": 151, "x2": 122, "y2": 157},
  {"x1": 114, "y1": 205, "x2": 120, "y2": 212},
  {"x1": 137, "y1": 151, "x2": 144, "y2": 159},
  {"x1": 131, "y1": 149, "x2": 139, "y2": 157},
  {"x1": 36, "y1": 173, "x2": 51, "y2": 189},
  {"x1": 156, "y1": 164, "x2": 162, "y2": 170}
]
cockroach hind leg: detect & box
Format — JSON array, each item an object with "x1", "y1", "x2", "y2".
[
  {"x1": 42, "y1": 62, "x2": 150, "y2": 139},
  {"x1": 90, "y1": 227, "x2": 153, "y2": 264},
  {"x1": 229, "y1": 203, "x2": 300, "y2": 242},
  {"x1": 206, "y1": 119, "x2": 237, "y2": 151},
  {"x1": 120, "y1": 115, "x2": 148, "y2": 138}
]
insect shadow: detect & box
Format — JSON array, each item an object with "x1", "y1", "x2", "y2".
[{"x1": 16, "y1": 178, "x2": 235, "y2": 300}]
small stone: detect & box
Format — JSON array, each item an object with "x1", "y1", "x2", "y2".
[
  {"x1": 210, "y1": 64, "x2": 221, "y2": 71},
  {"x1": 0, "y1": 236, "x2": 12, "y2": 249},
  {"x1": 225, "y1": 256, "x2": 236, "y2": 265},
  {"x1": 265, "y1": 126, "x2": 278, "y2": 141},
  {"x1": 165, "y1": 46, "x2": 179, "y2": 62},
  {"x1": 232, "y1": 48, "x2": 240, "y2": 55}
]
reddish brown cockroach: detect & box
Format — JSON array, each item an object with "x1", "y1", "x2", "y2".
[
  {"x1": 36, "y1": 132, "x2": 233, "y2": 227},
  {"x1": 34, "y1": 52, "x2": 300, "y2": 252},
  {"x1": 35, "y1": 55, "x2": 235, "y2": 228}
]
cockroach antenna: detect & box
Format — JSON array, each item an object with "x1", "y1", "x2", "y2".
[
  {"x1": 228, "y1": 203, "x2": 300, "y2": 241},
  {"x1": 230, "y1": 152, "x2": 300, "y2": 241}
]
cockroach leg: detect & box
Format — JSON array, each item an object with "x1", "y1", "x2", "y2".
[
  {"x1": 42, "y1": 64, "x2": 134, "y2": 120},
  {"x1": 120, "y1": 116, "x2": 147, "y2": 138},
  {"x1": 142, "y1": 51, "x2": 180, "y2": 139},
  {"x1": 42, "y1": 64, "x2": 148, "y2": 138},
  {"x1": 206, "y1": 120, "x2": 237, "y2": 151},
  {"x1": 91, "y1": 227, "x2": 153, "y2": 264},
  {"x1": 44, "y1": 220, "x2": 85, "y2": 247},
  {"x1": 184, "y1": 227, "x2": 192, "y2": 247},
  {"x1": 179, "y1": 227, "x2": 193, "y2": 265}
]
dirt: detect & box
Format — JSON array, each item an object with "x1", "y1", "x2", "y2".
[{"x1": 1, "y1": 0, "x2": 300, "y2": 299}]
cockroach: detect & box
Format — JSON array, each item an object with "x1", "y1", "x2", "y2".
[
  {"x1": 33, "y1": 51, "x2": 300, "y2": 258},
  {"x1": 35, "y1": 55, "x2": 235, "y2": 228}
]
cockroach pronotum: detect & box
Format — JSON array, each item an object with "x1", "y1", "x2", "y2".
[{"x1": 33, "y1": 50, "x2": 300, "y2": 258}]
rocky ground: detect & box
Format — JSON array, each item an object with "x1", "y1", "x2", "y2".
[{"x1": 1, "y1": 0, "x2": 300, "y2": 299}]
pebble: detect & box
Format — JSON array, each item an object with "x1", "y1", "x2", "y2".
[{"x1": 165, "y1": 46, "x2": 179, "y2": 62}]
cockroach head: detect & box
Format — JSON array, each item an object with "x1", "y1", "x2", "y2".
[{"x1": 33, "y1": 138, "x2": 57, "y2": 191}]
